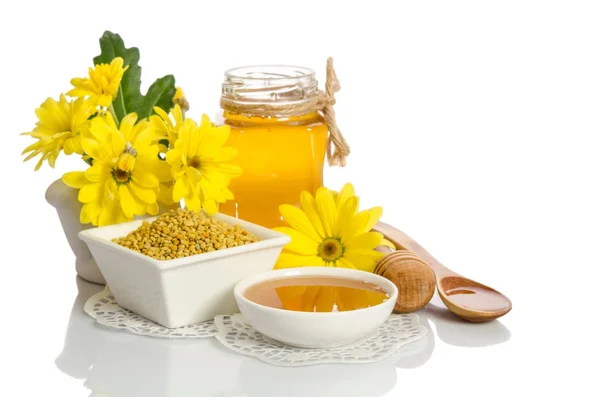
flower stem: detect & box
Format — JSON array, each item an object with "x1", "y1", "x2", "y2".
[
  {"x1": 118, "y1": 85, "x2": 127, "y2": 115},
  {"x1": 109, "y1": 103, "x2": 120, "y2": 127},
  {"x1": 83, "y1": 156, "x2": 94, "y2": 166}
]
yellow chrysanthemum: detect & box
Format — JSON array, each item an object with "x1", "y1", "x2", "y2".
[
  {"x1": 150, "y1": 104, "x2": 184, "y2": 151},
  {"x1": 173, "y1": 87, "x2": 189, "y2": 112},
  {"x1": 21, "y1": 94, "x2": 96, "y2": 170},
  {"x1": 67, "y1": 57, "x2": 129, "y2": 107},
  {"x1": 274, "y1": 183, "x2": 391, "y2": 272},
  {"x1": 166, "y1": 115, "x2": 241, "y2": 215},
  {"x1": 173, "y1": 87, "x2": 185, "y2": 102},
  {"x1": 62, "y1": 113, "x2": 170, "y2": 226}
]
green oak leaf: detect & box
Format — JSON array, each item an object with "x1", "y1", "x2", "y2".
[
  {"x1": 93, "y1": 31, "x2": 176, "y2": 122},
  {"x1": 141, "y1": 74, "x2": 176, "y2": 120}
]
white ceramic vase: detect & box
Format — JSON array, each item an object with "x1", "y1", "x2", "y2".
[{"x1": 46, "y1": 179, "x2": 106, "y2": 285}]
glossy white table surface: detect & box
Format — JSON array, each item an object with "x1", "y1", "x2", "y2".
[
  {"x1": 5, "y1": 246, "x2": 595, "y2": 397},
  {"x1": 20, "y1": 277, "x2": 521, "y2": 397}
]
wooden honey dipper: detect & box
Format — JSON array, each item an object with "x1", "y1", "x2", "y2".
[
  {"x1": 374, "y1": 246, "x2": 436, "y2": 313},
  {"x1": 374, "y1": 222, "x2": 512, "y2": 322}
]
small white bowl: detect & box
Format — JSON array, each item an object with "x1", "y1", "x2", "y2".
[
  {"x1": 79, "y1": 212, "x2": 290, "y2": 329},
  {"x1": 234, "y1": 267, "x2": 398, "y2": 348}
]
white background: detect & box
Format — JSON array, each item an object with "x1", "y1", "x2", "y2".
[{"x1": 1, "y1": 0, "x2": 598, "y2": 395}]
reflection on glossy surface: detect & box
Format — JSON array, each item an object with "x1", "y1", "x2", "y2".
[
  {"x1": 237, "y1": 357, "x2": 397, "y2": 397},
  {"x1": 55, "y1": 279, "x2": 509, "y2": 396},
  {"x1": 86, "y1": 335, "x2": 239, "y2": 396},
  {"x1": 55, "y1": 277, "x2": 104, "y2": 379},
  {"x1": 392, "y1": 310, "x2": 435, "y2": 369},
  {"x1": 267, "y1": 280, "x2": 388, "y2": 312},
  {"x1": 56, "y1": 280, "x2": 240, "y2": 397}
]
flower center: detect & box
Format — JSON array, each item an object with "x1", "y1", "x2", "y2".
[
  {"x1": 112, "y1": 143, "x2": 137, "y2": 184},
  {"x1": 188, "y1": 156, "x2": 201, "y2": 169},
  {"x1": 317, "y1": 238, "x2": 345, "y2": 263}
]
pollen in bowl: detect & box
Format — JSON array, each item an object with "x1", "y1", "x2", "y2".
[{"x1": 244, "y1": 276, "x2": 390, "y2": 312}]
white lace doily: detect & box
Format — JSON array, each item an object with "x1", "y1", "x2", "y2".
[
  {"x1": 84, "y1": 289, "x2": 428, "y2": 365},
  {"x1": 84, "y1": 288, "x2": 218, "y2": 338},
  {"x1": 214, "y1": 313, "x2": 427, "y2": 366}
]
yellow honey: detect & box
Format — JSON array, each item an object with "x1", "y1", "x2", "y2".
[{"x1": 219, "y1": 65, "x2": 328, "y2": 227}]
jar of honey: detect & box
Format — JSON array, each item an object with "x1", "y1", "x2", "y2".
[{"x1": 219, "y1": 65, "x2": 329, "y2": 228}]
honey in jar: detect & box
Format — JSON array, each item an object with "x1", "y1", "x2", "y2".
[{"x1": 219, "y1": 66, "x2": 328, "y2": 228}]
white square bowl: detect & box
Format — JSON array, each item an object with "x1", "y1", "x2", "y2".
[{"x1": 78, "y1": 212, "x2": 290, "y2": 328}]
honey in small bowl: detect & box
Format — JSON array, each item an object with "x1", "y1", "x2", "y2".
[{"x1": 243, "y1": 275, "x2": 390, "y2": 313}]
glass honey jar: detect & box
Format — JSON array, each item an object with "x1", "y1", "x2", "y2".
[{"x1": 218, "y1": 65, "x2": 329, "y2": 228}]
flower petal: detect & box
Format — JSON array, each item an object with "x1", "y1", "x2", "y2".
[
  {"x1": 153, "y1": 106, "x2": 171, "y2": 125},
  {"x1": 119, "y1": 113, "x2": 138, "y2": 142},
  {"x1": 279, "y1": 204, "x2": 321, "y2": 243},
  {"x1": 173, "y1": 178, "x2": 188, "y2": 201},
  {"x1": 84, "y1": 164, "x2": 105, "y2": 182},
  {"x1": 172, "y1": 104, "x2": 183, "y2": 124},
  {"x1": 274, "y1": 253, "x2": 325, "y2": 269},
  {"x1": 335, "y1": 183, "x2": 356, "y2": 209},
  {"x1": 119, "y1": 185, "x2": 136, "y2": 218},
  {"x1": 202, "y1": 196, "x2": 218, "y2": 216},
  {"x1": 185, "y1": 194, "x2": 201, "y2": 212},
  {"x1": 165, "y1": 148, "x2": 181, "y2": 165},
  {"x1": 335, "y1": 196, "x2": 358, "y2": 238},
  {"x1": 80, "y1": 201, "x2": 100, "y2": 225},
  {"x1": 315, "y1": 187, "x2": 337, "y2": 237},
  {"x1": 62, "y1": 172, "x2": 88, "y2": 189},
  {"x1": 341, "y1": 210, "x2": 370, "y2": 244},
  {"x1": 363, "y1": 206, "x2": 383, "y2": 233},
  {"x1": 129, "y1": 183, "x2": 156, "y2": 204},
  {"x1": 147, "y1": 201, "x2": 159, "y2": 215},
  {"x1": 338, "y1": 257, "x2": 359, "y2": 270},
  {"x1": 346, "y1": 232, "x2": 384, "y2": 251},
  {"x1": 274, "y1": 227, "x2": 319, "y2": 255},
  {"x1": 132, "y1": 171, "x2": 159, "y2": 188},
  {"x1": 78, "y1": 183, "x2": 102, "y2": 203},
  {"x1": 157, "y1": 183, "x2": 175, "y2": 206},
  {"x1": 98, "y1": 198, "x2": 128, "y2": 226},
  {"x1": 300, "y1": 191, "x2": 326, "y2": 239},
  {"x1": 343, "y1": 249, "x2": 384, "y2": 273},
  {"x1": 380, "y1": 238, "x2": 396, "y2": 249}
]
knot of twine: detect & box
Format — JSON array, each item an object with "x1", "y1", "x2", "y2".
[
  {"x1": 220, "y1": 57, "x2": 350, "y2": 167},
  {"x1": 319, "y1": 57, "x2": 349, "y2": 167}
]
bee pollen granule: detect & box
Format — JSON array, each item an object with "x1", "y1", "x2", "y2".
[{"x1": 112, "y1": 208, "x2": 260, "y2": 260}]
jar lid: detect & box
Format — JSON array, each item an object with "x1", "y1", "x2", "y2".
[{"x1": 221, "y1": 65, "x2": 318, "y2": 106}]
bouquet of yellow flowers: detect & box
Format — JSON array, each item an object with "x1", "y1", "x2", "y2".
[
  {"x1": 22, "y1": 35, "x2": 394, "y2": 278},
  {"x1": 22, "y1": 31, "x2": 241, "y2": 226}
]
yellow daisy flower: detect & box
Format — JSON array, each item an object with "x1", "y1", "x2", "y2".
[
  {"x1": 150, "y1": 104, "x2": 184, "y2": 151},
  {"x1": 166, "y1": 115, "x2": 241, "y2": 215},
  {"x1": 62, "y1": 113, "x2": 169, "y2": 226},
  {"x1": 21, "y1": 94, "x2": 96, "y2": 170},
  {"x1": 67, "y1": 57, "x2": 129, "y2": 107},
  {"x1": 274, "y1": 183, "x2": 388, "y2": 272}
]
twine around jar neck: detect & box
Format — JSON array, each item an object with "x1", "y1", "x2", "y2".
[{"x1": 220, "y1": 58, "x2": 350, "y2": 167}]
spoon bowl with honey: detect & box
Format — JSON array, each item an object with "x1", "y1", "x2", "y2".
[
  {"x1": 234, "y1": 267, "x2": 398, "y2": 348},
  {"x1": 373, "y1": 222, "x2": 512, "y2": 323}
]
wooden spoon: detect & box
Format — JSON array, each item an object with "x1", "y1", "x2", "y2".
[{"x1": 373, "y1": 222, "x2": 512, "y2": 323}]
